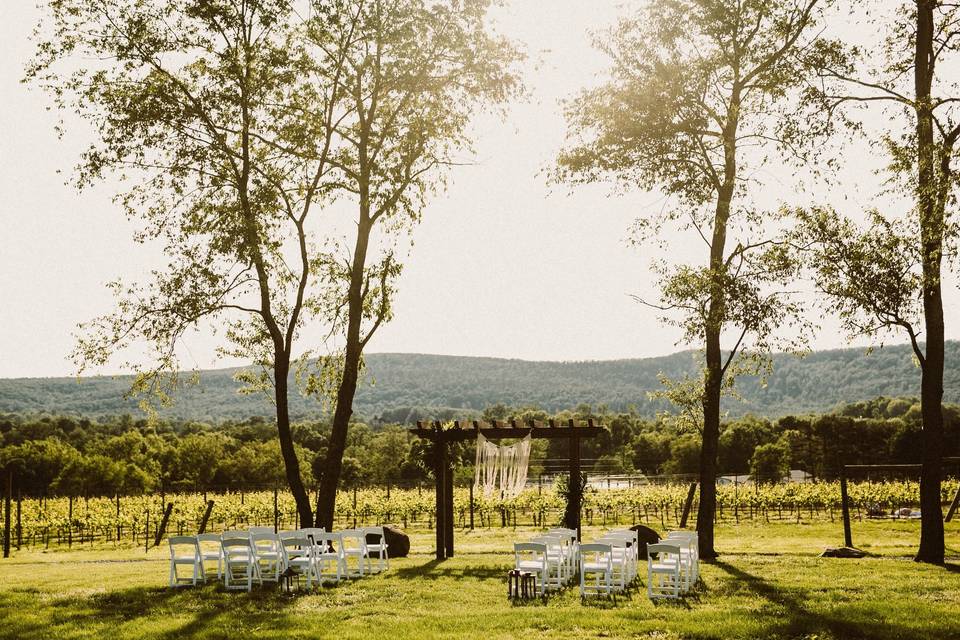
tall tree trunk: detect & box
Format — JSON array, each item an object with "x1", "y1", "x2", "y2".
[
  {"x1": 314, "y1": 342, "x2": 363, "y2": 529},
  {"x1": 697, "y1": 337, "x2": 722, "y2": 559},
  {"x1": 274, "y1": 357, "x2": 313, "y2": 527},
  {"x1": 315, "y1": 213, "x2": 371, "y2": 529},
  {"x1": 914, "y1": 0, "x2": 945, "y2": 564},
  {"x1": 695, "y1": 101, "x2": 738, "y2": 559}
]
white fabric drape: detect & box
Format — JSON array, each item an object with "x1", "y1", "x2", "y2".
[{"x1": 474, "y1": 433, "x2": 531, "y2": 499}]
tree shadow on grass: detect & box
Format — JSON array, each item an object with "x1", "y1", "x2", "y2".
[
  {"x1": 0, "y1": 579, "x2": 305, "y2": 640},
  {"x1": 392, "y1": 558, "x2": 505, "y2": 582},
  {"x1": 713, "y1": 560, "x2": 959, "y2": 640}
]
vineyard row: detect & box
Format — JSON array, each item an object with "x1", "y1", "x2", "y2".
[{"x1": 2, "y1": 480, "x2": 957, "y2": 550}]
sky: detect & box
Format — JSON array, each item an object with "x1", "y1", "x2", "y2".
[{"x1": 0, "y1": 0, "x2": 957, "y2": 379}]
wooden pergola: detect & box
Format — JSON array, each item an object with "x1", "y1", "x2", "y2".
[{"x1": 411, "y1": 418, "x2": 605, "y2": 561}]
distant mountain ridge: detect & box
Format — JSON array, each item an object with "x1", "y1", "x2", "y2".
[{"x1": 3, "y1": 342, "x2": 960, "y2": 422}]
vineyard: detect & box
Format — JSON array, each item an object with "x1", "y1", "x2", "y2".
[{"x1": 3, "y1": 479, "x2": 958, "y2": 550}]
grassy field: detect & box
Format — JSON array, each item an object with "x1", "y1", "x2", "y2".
[{"x1": 0, "y1": 521, "x2": 958, "y2": 639}]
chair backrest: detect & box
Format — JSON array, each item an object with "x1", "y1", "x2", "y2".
[
  {"x1": 598, "y1": 533, "x2": 629, "y2": 548},
  {"x1": 531, "y1": 534, "x2": 566, "y2": 555},
  {"x1": 280, "y1": 535, "x2": 312, "y2": 561},
  {"x1": 667, "y1": 531, "x2": 697, "y2": 548},
  {"x1": 667, "y1": 531, "x2": 697, "y2": 540},
  {"x1": 196, "y1": 533, "x2": 221, "y2": 544},
  {"x1": 603, "y1": 530, "x2": 639, "y2": 557},
  {"x1": 249, "y1": 526, "x2": 275, "y2": 535},
  {"x1": 647, "y1": 542, "x2": 682, "y2": 561},
  {"x1": 168, "y1": 536, "x2": 199, "y2": 558},
  {"x1": 300, "y1": 527, "x2": 326, "y2": 543},
  {"x1": 250, "y1": 531, "x2": 279, "y2": 551},
  {"x1": 547, "y1": 527, "x2": 576, "y2": 538},
  {"x1": 579, "y1": 542, "x2": 613, "y2": 567},
  {"x1": 221, "y1": 537, "x2": 253, "y2": 560},
  {"x1": 339, "y1": 529, "x2": 366, "y2": 551},
  {"x1": 363, "y1": 526, "x2": 385, "y2": 545},
  {"x1": 313, "y1": 531, "x2": 342, "y2": 554},
  {"x1": 514, "y1": 542, "x2": 547, "y2": 568},
  {"x1": 221, "y1": 530, "x2": 250, "y2": 540}
]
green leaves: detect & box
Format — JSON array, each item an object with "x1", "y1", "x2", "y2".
[{"x1": 792, "y1": 206, "x2": 924, "y2": 352}]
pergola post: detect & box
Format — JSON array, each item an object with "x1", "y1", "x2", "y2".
[
  {"x1": 433, "y1": 422, "x2": 447, "y2": 561},
  {"x1": 444, "y1": 452, "x2": 454, "y2": 558},
  {"x1": 569, "y1": 419, "x2": 583, "y2": 540}
]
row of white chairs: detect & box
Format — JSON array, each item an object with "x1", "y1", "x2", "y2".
[
  {"x1": 169, "y1": 526, "x2": 389, "y2": 591},
  {"x1": 647, "y1": 531, "x2": 699, "y2": 600},
  {"x1": 513, "y1": 527, "x2": 580, "y2": 596},
  {"x1": 578, "y1": 528, "x2": 640, "y2": 598}
]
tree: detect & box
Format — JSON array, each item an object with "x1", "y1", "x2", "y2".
[
  {"x1": 662, "y1": 435, "x2": 702, "y2": 476},
  {"x1": 28, "y1": 0, "x2": 344, "y2": 526},
  {"x1": 750, "y1": 440, "x2": 789, "y2": 484},
  {"x1": 308, "y1": 0, "x2": 521, "y2": 529},
  {"x1": 29, "y1": 0, "x2": 518, "y2": 530},
  {"x1": 557, "y1": 0, "x2": 828, "y2": 558},
  {"x1": 719, "y1": 418, "x2": 776, "y2": 473},
  {"x1": 797, "y1": 0, "x2": 960, "y2": 563}
]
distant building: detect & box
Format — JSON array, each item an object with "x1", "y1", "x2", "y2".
[{"x1": 718, "y1": 469, "x2": 812, "y2": 485}]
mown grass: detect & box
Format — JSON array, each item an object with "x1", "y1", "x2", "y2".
[{"x1": 1, "y1": 520, "x2": 958, "y2": 639}]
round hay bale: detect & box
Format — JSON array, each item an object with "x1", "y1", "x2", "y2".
[
  {"x1": 629, "y1": 524, "x2": 661, "y2": 560},
  {"x1": 366, "y1": 525, "x2": 410, "y2": 558}
]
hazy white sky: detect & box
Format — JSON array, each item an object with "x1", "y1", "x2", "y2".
[{"x1": 0, "y1": 0, "x2": 957, "y2": 378}]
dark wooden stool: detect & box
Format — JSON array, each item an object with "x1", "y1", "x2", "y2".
[
  {"x1": 520, "y1": 572, "x2": 536, "y2": 598},
  {"x1": 508, "y1": 569, "x2": 522, "y2": 598},
  {"x1": 508, "y1": 569, "x2": 538, "y2": 598}
]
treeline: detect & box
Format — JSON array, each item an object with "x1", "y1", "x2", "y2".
[
  {"x1": 0, "y1": 414, "x2": 429, "y2": 497},
  {"x1": 2, "y1": 396, "x2": 959, "y2": 497},
  {"x1": 6, "y1": 343, "x2": 960, "y2": 421}
]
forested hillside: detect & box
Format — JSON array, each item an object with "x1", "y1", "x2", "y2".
[{"x1": 2, "y1": 342, "x2": 960, "y2": 421}]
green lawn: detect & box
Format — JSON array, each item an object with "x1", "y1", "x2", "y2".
[{"x1": 1, "y1": 521, "x2": 959, "y2": 639}]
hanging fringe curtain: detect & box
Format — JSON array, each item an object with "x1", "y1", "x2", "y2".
[
  {"x1": 474, "y1": 433, "x2": 501, "y2": 498},
  {"x1": 474, "y1": 433, "x2": 532, "y2": 500}
]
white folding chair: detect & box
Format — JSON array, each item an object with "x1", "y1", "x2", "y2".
[
  {"x1": 278, "y1": 530, "x2": 308, "y2": 568},
  {"x1": 313, "y1": 531, "x2": 346, "y2": 584},
  {"x1": 547, "y1": 528, "x2": 579, "y2": 584},
  {"x1": 666, "y1": 531, "x2": 699, "y2": 588},
  {"x1": 602, "y1": 530, "x2": 639, "y2": 583},
  {"x1": 531, "y1": 535, "x2": 568, "y2": 588},
  {"x1": 514, "y1": 542, "x2": 549, "y2": 596},
  {"x1": 579, "y1": 543, "x2": 615, "y2": 598},
  {"x1": 251, "y1": 531, "x2": 283, "y2": 583},
  {"x1": 280, "y1": 534, "x2": 317, "y2": 590},
  {"x1": 597, "y1": 534, "x2": 632, "y2": 591},
  {"x1": 196, "y1": 532, "x2": 224, "y2": 579},
  {"x1": 222, "y1": 536, "x2": 261, "y2": 591},
  {"x1": 339, "y1": 529, "x2": 368, "y2": 578},
  {"x1": 168, "y1": 536, "x2": 203, "y2": 587},
  {"x1": 362, "y1": 526, "x2": 390, "y2": 574},
  {"x1": 647, "y1": 542, "x2": 683, "y2": 600}
]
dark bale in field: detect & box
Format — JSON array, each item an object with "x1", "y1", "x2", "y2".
[
  {"x1": 629, "y1": 524, "x2": 661, "y2": 559},
  {"x1": 367, "y1": 526, "x2": 410, "y2": 558}
]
